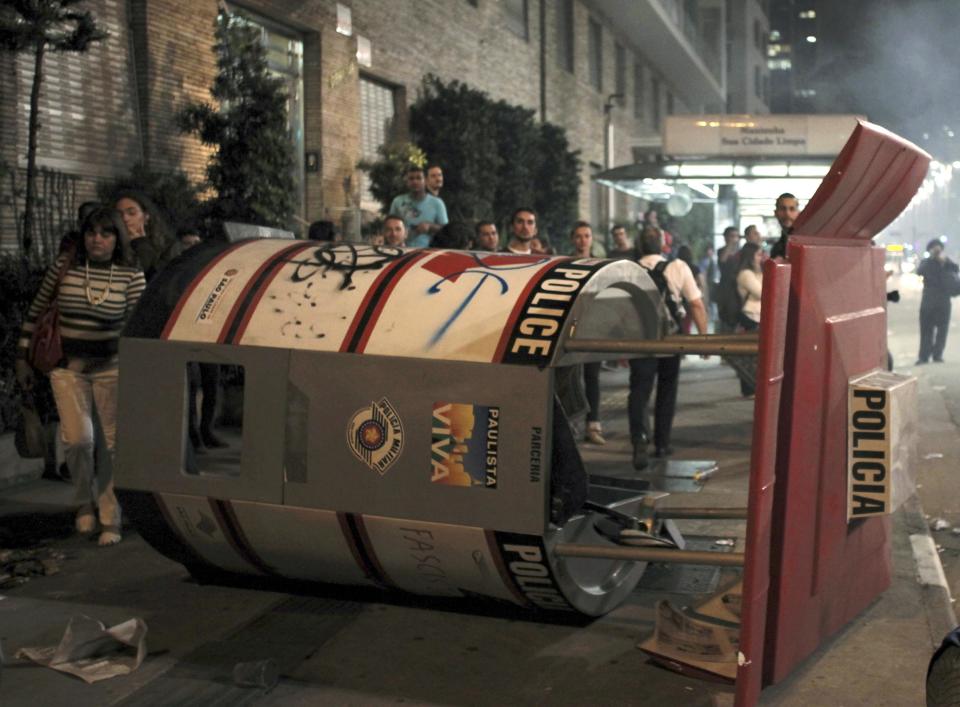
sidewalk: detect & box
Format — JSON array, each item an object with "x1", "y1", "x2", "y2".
[{"x1": 0, "y1": 358, "x2": 952, "y2": 706}]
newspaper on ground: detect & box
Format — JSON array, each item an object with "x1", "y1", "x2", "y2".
[{"x1": 16, "y1": 614, "x2": 147, "y2": 683}]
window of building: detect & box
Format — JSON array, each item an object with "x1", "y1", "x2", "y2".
[
  {"x1": 588, "y1": 18, "x2": 602, "y2": 91},
  {"x1": 633, "y1": 62, "x2": 645, "y2": 120},
  {"x1": 359, "y1": 76, "x2": 397, "y2": 210},
  {"x1": 667, "y1": 91, "x2": 675, "y2": 116},
  {"x1": 768, "y1": 58, "x2": 792, "y2": 71},
  {"x1": 754, "y1": 65, "x2": 762, "y2": 99},
  {"x1": 754, "y1": 19, "x2": 763, "y2": 51},
  {"x1": 225, "y1": 6, "x2": 305, "y2": 222},
  {"x1": 798, "y1": 9, "x2": 816, "y2": 19},
  {"x1": 556, "y1": 0, "x2": 574, "y2": 72},
  {"x1": 504, "y1": 0, "x2": 529, "y2": 40},
  {"x1": 615, "y1": 43, "x2": 626, "y2": 105},
  {"x1": 652, "y1": 77, "x2": 661, "y2": 130}
]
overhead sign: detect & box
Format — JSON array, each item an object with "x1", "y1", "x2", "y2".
[{"x1": 664, "y1": 114, "x2": 863, "y2": 157}]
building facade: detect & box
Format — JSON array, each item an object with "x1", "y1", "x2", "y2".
[
  {"x1": 726, "y1": 0, "x2": 771, "y2": 114},
  {"x1": 2, "y1": 0, "x2": 741, "y2": 249},
  {"x1": 767, "y1": 0, "x2": 819, "y2": 113}
]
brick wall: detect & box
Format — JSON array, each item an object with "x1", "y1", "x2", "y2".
[
  {"x1": 2, "y1": 0, "x2": 712, "y2": 249},
  {"x1": 1, "y1": 0, "x2": 141, "y2": 251},
  {"x1": 130, "y1": 0, "x2": 218, "y2": 181}
]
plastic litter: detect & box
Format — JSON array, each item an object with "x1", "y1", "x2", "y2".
[{"x1": 931, "y1": 518, "x2": 952, "y2": 531}]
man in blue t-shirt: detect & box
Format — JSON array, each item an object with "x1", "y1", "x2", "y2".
[{"x1": 389, "y1": 166, "x2": 448, "y2": 248}]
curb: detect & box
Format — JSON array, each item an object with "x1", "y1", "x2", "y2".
[
  {"x1": 903, "y1": 494, "x2": 958, "y2": 645},
  {"x1": 0, "y1": 432, "x2": 43, "y2": 489}
]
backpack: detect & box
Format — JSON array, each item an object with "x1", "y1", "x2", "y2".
[
  {"x1": 643, "y1": 260, "x2": 685, "y2": 336},
  {"x1": 716, "y1": 257, "x2": 743, "y2": 327}
]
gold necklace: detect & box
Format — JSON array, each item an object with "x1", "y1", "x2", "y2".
[{"x1": 84, "y1": 261, "x2": 114, "y2": 306}]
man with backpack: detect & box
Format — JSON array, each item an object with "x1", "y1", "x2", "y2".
[{"x1": 629, "y1": 226, "x2": 709, "y2": 470}]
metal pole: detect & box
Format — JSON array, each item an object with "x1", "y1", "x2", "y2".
[
  {"x1": 554, "y1": 543, "x2": 745, "y2": 567},
  {"x1": 565, "y1": 336, "x2": 759, "y2": 356},
  {"x1": 655, "y1": 507, "x2": 749, "y2": 520}
]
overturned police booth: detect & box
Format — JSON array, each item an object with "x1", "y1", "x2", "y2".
[
  {"x1": 115, "y1": 120, "x2": 929, "y2": 706},
  {"x1": 115, "y1": 244, "x2": 697, "y2": 617}
]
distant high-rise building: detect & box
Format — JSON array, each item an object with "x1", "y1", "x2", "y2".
[
  {"x1": 726, "y1": 0, "x2": 771, "y2": 114},
  {"x1": 768, "y1": 0, "x2": 820, "y2": 113}
]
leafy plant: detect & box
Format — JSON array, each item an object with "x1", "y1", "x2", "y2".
[
  {"x1": 362, "y1": 76, "x2": 582, "y2": 241},
  {"x1": 177, "y1": 10, "x2": 295, "y2": 229},
  {"x1": 0, "y1": 0, "x2": 106, "y2": 257},
  {"x1": 532, "y1": 122, "x2": 581, "y2": 248},
  {"x1": 0, "y1": 252, "x2": 47, "y2": 431}
]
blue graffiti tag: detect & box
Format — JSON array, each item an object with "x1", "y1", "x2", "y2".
[{"x1": 425, "y1": 254, "x2": 550, "y2": 347}]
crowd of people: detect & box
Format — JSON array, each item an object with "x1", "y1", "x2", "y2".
[
  {"x1": 13, "y1": 165, "x2": 802, "y2": 544},
  {"x1": 373, "y1": 165, "x2": 803, "y2": 470}
]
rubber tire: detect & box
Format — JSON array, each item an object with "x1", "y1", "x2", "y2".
[{"x1": 928, "y1": 644, "x2": 960, "y2": 706}]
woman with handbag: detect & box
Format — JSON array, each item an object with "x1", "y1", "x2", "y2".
[{"x1": 15, "y1": 207, "x2": 146, "y2": 546}]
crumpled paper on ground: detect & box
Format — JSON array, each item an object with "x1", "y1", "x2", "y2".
[{"x1": 16, "y1": 614, "x2": 147, "y2": 683}]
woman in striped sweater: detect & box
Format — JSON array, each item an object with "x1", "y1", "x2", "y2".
[{"x1": 15, "y1": 207, "x2": 146, "y2": 546}]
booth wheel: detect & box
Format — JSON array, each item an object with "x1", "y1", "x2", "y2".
[{"x1": 928, "y1": 643, "x2": 960, "y2": 707}]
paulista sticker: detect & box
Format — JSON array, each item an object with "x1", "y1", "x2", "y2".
[
  {"x1": 347, "y1": 397, "x2": 404, "y2": 475},
  {"x1": 430, "y1": 402, "x2": 500, "y2": 488}
]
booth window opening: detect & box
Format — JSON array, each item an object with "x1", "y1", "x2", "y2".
[{"x1": 183, "y1": 362, "x2": 244, "y2": 478}]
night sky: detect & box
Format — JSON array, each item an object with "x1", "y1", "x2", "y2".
[{"x1": 813, "y1": 0, "x2": 960, "y2": 160}]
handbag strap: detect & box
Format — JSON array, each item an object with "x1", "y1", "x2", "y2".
[{"x1": 49, "y1": 253, "x2": 74, "y2": 300}]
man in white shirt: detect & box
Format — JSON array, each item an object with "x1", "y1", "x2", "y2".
[
  {"x1": 503, "y1": 207, "x2": 537, "y2": 254},
  {"x1": 629, "y1": 226, "x2": 709, "y2": 470}
]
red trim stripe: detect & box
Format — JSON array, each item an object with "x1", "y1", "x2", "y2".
[
  {"x1": 351, "y1": 515, "x2": 394, "y2": 587},
  {"x1": 208, "y1": 498, "x2": 275, "y2": 575},
  {"x1": 339, "y1": 251, "x2": 431, "y2": 353},
  {"x1": 229, "y1": 241, "x2": 315, "y2": 344},
  {"x1": 353, "y1": 252, "x2": 429, "y2": 353},
  {"x1": 491, "y1": 259, "x2": 569, "y2": 362},
  {"x1": 160, "y1": 241, "x2": 248, "y2": 339},
  {"x1": 336, "y1": 512, "x2": 394, "y2": 588},
  {"x1": 152, "y1": 493, "x2": 204, "y2": 562},
  {"x1": 337, "y1": 512, "x2": 373, "y2": 582},
  {"x1": 216, "y1": 241, "x2": 311, "y2": 344}
]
